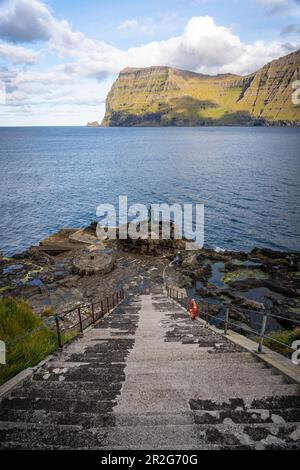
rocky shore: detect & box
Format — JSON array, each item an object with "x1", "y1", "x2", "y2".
[{"x1": 0, "y1": 222, "x2": 299, "y2": 337}]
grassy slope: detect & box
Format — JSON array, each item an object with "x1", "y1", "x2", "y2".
[{"x1": 0, "y1": 298, "x2": 75, "y2": 385}]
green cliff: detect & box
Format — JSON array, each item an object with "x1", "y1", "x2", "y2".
[{"x1": 102, "y1": 49, "x2": 300, "y2": 126}]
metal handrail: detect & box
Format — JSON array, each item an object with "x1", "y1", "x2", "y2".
[
  {"x1": 6, "y1": 289, "x2": 125, "y2": 350},
  {"x1": 55, "y1": 289, "x2": 125, "y2": 349},
  {"x1": 166, "y1": 285, "x2": 299, "y2": 355}
]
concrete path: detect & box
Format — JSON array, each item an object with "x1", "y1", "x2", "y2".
[{"x1": 0, "y1": 288, "x2": 300, "y2": 449}]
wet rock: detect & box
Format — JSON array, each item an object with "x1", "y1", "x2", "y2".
[
  {"x1": 251, "y1": 248, "x2": 287, "y2": 260},
  {"x1": 118, "y1": 221, "x2": 186, "y2": 256},
  {"x1": 230, "y1": 308, "x2": 251, "y2": 325},
  {"x1": 233, "y1": 298, "x2": 265, "y2": 311},
  {"x1": 72, "y1": 249, "x2": 116, "y2": 277},
  {"x1": 182, "y1": 254, "x2": 201, "y2": 268},
  {"x1": 196, "y1": 286, "x2": 224, "y2": 298},
  {"x1": 28, "y1": 286, "x2": 84, "y2": 315}
]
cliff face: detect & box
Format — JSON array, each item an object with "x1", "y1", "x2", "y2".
[{"x1": 102, "y1": 50, "x2": 300, "y2": 126}]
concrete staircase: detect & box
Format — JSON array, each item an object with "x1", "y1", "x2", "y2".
[{"x1": 0, "y1": 288, "x2": 299, "y2": 450}]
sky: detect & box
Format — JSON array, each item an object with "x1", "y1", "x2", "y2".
[{"x1": 0, "y1": 0, "x2": 299, "y2": 126}]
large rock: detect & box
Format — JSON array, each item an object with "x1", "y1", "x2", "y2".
[
  {"x1": 87, "y1": 121, "x2": 100, "y2": 127},
  {"x1": 39, "y1": 229, "x2": 87, "y2": 254},
  {"x1": 118, "y1": 221, "x2": 186, "y2": 255},
  {"x1": 233, "y1": 298, "x2": 265, "y2": 311},
  {"x1": 72, "y1": 248, "x2": 115, "y2": 276}
]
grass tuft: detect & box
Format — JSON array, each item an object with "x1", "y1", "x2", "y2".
[
  {"x1": 0, "y1": 298, "x2": 76, "y2": 385},
  {"x1": 256, "y1": 327, "x2": 300, "y2": 357}
]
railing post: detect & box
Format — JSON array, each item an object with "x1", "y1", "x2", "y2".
[
  {"x1": 117, "y1": 292, "x2": 119, "y2": 304},
  {"x1": 78, "y1": 307, "x2": 83, "y2": 336},
  {"x1": 55, "y1": 315, "x2": 63, "y2": 350},
  {"x1": 91, "y1": 304, "x2": 96, "y2": 324},
  {"x1": 258, "y1": 312, "x2": 268, "y2": 353},
  {"x1": 206, "y1": 303, "x2": 209, "y2": 324},
  {"x1": 107, "y1": 297, "x2": 110, "y2": 313},
  {"x1": 101, "y1": 300, "x2": 104, "y2": 318},
  {"x1": 224, "y1": 307, "x2": 230, "y2": 335}
]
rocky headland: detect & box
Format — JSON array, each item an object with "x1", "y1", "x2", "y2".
[
  {"x1": 102, "y1": 49, "x2": 300, "y2": 127},
  {"x1": 86, "y1": 121, "x2": 101, "y2": 127}
]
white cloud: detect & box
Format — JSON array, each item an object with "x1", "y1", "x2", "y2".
[
  {"x1": 60, "y1": 15, "x2": 294, "y2": 78},
  {"x1": 0, "y1": 0, "x2": 55, "y2": 41},
  {"x1": 1, "y1": 1, "x2": 295, "y2": 76},
  {"x1": 0, "y1": 40, "x2": 38, "y2": 63},
  {"x1": 117, "y1": 19, "x2": 156, "y2": 35}
]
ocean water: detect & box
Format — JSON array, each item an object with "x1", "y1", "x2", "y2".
[{"x1": 0, "y1": 126, "x2": 299, "y2": 256}]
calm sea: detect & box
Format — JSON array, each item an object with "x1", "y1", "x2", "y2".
[{"x1": 0, "y1": 126, "x2": 299, "y2": 256}]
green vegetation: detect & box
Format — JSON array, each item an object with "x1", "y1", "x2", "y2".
[
  {"x1": 41, "y1": 308, "x2": 54, "y2": 318},
  {"x1": 0, "y1": 298, "x2": 76, "y2": 385},
  {"x1": 0, "y1": 286, "x2": 13, "y2": 294},
  {"x1": 21, "y1": 266, "x2": 44, "y2": 284},
  {"x1": 221, "y1": 269, "x2": 268, "y2": 284},
  {"x1": 254, "y1": 327, "x2": 300, "y2": 357}
]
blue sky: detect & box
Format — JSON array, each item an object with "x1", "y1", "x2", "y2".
[{"x1": 0, "y1": 0, "x2": 299, "y2": 125}]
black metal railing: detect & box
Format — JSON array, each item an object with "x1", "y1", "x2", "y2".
[
  {"x1": 166, "y1": 285, "x2": 300, "y2": 355},
  {"x1": 54, "y1": 289, "x2": 125, "y2": 349},
  {"x1": 7, "y1": 289, "x2": 126, "y2": 350}
]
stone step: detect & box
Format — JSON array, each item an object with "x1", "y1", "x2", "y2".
[
  {"x1": 0, "y1": 422, "x2": 106, "y2": 449},
  {"x1": 189, "y1": 395, "x2": 300, "y2": 411},
  {"x1": 1, "y1": 421, "x2": 299, "y2": 450},
  {"x1": 65, "y1": 354, "x2": 130, "y2": 363},
  {"x1": 12, "y1": 381, "x2": 123, "y2": 396},
  {"x1": 11, "y1": 374, "x2": 286, "y2": 401},
  {"x1": 63, "y1": 352, "x2": 261, "y2": 365},
  {"x1": 12, "y1": 384, "x2": 122, "y2": 401},
  {"x1": 123, "y1": 361, "x2": 280, "y2": 375},
  {"x1": 250, "y1": 395, "x2": 300, "y2": 410},
  {"x1": 32, "y1": 370, "x2": 126, "y2": 383},
  {"x1": 0, "y1": 397, "x2": 117, "y2": 414},
  {"x1": 119, "y1": 349, "x2": 264, "y2": 362},
  {"x1": 119, "y1": 373, "x2": 286, "y2": 391},
  {"x1": 2, "y1": 406, "x2": 300, "y2": 428},
  {"x1": 39, "y1": 364, "x2": 126, "y2": 373},
  {"x1": 96, "y1": 421, "x2": 300, "y2": 449},
  {"x1": 193, "y1": 408, "x2": 300, "y2": 425},
  {"x1": 0, "y1": 410, "x2": 115, "y2": 427},
  {"x1": 114, "y1": 386, "x2": 300, "y2": 414}
]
